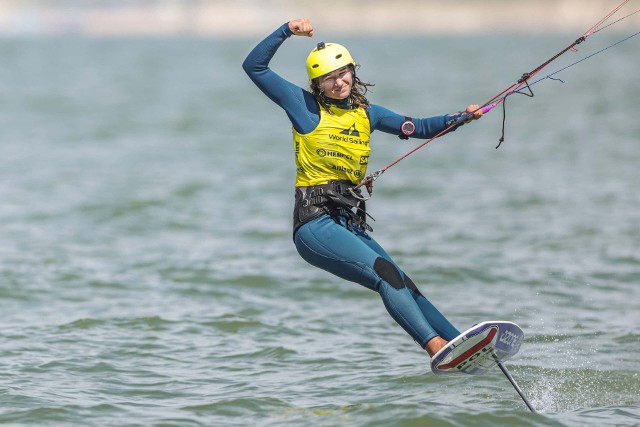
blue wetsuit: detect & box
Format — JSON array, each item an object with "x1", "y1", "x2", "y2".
[{"x1": 243, "y1": 23, "x2": 461, "y2": 349}]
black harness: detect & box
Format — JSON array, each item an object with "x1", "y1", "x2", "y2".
[{"x1": 293, "y1": 180, "x2": 373, "y2": 234}]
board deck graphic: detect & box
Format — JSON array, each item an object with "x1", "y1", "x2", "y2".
[{"x1": 430, "y1": 321, "x2": 524, "y2": 375}]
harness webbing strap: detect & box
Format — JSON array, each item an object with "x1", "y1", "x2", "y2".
[{"x1": 293, "y1": 181, "x2": 373, "y2": 233}]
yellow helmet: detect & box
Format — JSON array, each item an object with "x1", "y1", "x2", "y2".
[{"x1": 306, "y1": 42, "x2": 356, "y2": 80}]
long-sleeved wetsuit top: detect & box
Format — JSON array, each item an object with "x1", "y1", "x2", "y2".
[{"x1": 242, "y1": 23, "x2": 455, "y2": 163}]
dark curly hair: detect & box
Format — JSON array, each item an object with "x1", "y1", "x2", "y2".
[{"x1": 310, "y1": 64, "x2": 374, "y2": 112}]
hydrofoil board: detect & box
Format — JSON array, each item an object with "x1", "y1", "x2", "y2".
[{"x1": 431, "y1": 321, "x2": 524, "y2": 376}]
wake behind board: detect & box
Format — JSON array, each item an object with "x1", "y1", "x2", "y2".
[{"x1": 431, "y1": 321, "x2": 524, "y2": 376}]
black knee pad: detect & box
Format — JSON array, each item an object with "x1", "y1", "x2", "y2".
[
  {"x1": 373, "y1": 257, "x2": 405, "y2": 290},
  {"x1": 403, "y1": 274, "x2": 423, "y2": 296}
]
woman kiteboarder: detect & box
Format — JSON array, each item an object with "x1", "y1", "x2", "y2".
[{"x1": 242, "y1": 18, "x2": 483, "y2": 358}]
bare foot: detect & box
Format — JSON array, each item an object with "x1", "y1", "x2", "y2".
[{"x1": 424, "y1": 336, "x2": 448, "y2": 357}]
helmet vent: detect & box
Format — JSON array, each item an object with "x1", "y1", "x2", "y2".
[{"x1": 335, "y1": 54, "x2": 342, "y2": 59}]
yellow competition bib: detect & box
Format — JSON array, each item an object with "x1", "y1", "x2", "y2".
[{"x1": 293, "y1": 105, "x2": 371, "y2": 187}]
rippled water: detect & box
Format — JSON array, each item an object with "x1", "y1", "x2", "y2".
[{"x1": 0, "y1": 31, "x2": 639, "y2": 426}]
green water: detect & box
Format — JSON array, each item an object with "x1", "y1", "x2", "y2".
[{"x1": 0, "y1": 32, "x2": 639, "y2": 426}]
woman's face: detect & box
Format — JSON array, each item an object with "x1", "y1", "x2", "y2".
[{"x1": 317, "y1": 66, "x2": 353, "y2": 100}]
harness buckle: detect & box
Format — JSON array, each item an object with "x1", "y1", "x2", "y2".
[{"x1": 350, "y1": 169, "x2": 384, "y2": 201}]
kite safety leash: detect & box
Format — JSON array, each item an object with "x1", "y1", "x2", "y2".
[{"x1": 354, "y1": 0, "x2": 639, "y2": 196}]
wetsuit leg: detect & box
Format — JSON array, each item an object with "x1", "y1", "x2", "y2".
[
  {"x1": 294, "y1": 214, "x2": 460, "y2": 348},
  {"x1": 404, "y1": 276, "x2": 460, "y2": 341},
  {"x1": 357, "y1": 231, "x2": 461, "y2": 342}
]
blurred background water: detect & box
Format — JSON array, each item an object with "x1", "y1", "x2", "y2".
[{"x1": 0, "y1": 6, "x2": 639, "y2": 427}]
